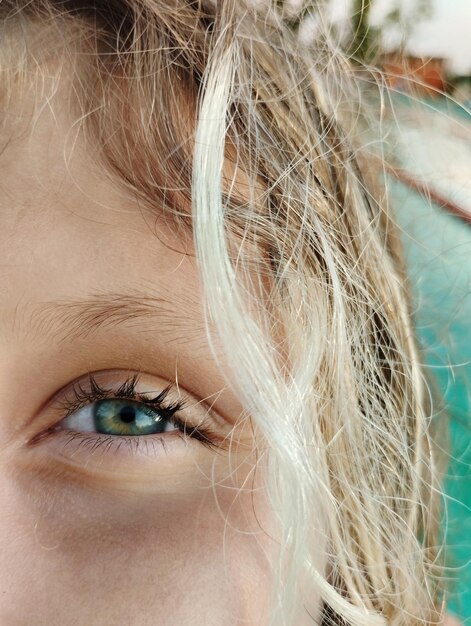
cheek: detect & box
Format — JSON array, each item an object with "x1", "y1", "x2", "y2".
[{"x1": 0, "y1": 459, "x2": 275, "y2": 625}]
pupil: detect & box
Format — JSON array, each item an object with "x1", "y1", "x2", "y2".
[{"x1": 119, "y1": 405, "x2": 136, "y2": 424}]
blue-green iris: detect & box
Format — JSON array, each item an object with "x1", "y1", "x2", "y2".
[{"x1": 94, "y1": 399, "x2": 167, "y2": 436}]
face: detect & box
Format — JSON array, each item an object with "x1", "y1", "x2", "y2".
[{"x1": 0, "y1": 80, "x2": 276, "y2": 625}]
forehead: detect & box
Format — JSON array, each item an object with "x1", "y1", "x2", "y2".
[
  {"x1": 0, "y1": 69, "x2": 250, "y2": 426},
  {"x1": 0, "y1": 64, "x2": 257, "y2": 294},
  {"x1": 0, "y1": 73, "x2": 192, "y2": 300},
  {"x1": 0, "y1": 75, "x2": 204, "y2": 396}
]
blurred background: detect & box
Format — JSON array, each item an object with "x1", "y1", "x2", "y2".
[
  {"x1": 286, "y1": 0, "x2": 471, "y2": 621},
  {"x1": 341, "y1": 1, "x2": 471, "y2": 621}
]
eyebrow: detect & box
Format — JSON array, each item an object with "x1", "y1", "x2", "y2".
[{"x1": 27, "y1": 291, "x2": 206, "y2": 346}]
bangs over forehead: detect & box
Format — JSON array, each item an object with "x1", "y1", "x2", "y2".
[{"x1": 0, "y1": 0, "x2": 213, "y2": 219}]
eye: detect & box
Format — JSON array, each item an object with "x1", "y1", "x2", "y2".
[
  {"x1": 31, "y1": 371, "x2": 224, "y2": 456},
  {"x1": 60, "y1": 397, "x2": 180, "y2": 437},
  {"x1": 27, "y1": 371, "x2": 232, "y2": 486}
]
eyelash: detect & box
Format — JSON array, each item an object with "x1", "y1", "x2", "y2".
[{"x1": 53, "y1": 372, "x2": 220, "y2": 449}]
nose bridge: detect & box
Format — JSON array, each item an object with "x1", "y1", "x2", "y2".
[
  {"x1": 0, "y1": 280, "x2": 28, "y2": 347},
  {"x1": 0, "y1": 285, "x2": 47, "y2": 419},
  {"x1": 0, "y1": 310, "x2": 51, "y2": 448},
  {"x1": 0, "y1": 343, "x2": 26, "y2": 447}
]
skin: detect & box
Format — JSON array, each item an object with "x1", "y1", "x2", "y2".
[
  {"x1": 0, "y1": 74, "x2": 460, "y2": 626},
  {"x1": 0, "y1": 80, "x2": 280, "y2": 625}
]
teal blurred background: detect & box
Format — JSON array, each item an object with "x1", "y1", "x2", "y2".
[{"x1": 389, "y1": 95, "x2": 471, "y2": 621}]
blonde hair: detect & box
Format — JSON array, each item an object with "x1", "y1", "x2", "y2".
[{"x1": 0, "y1": 1, "x2": 445, "y2": 624}]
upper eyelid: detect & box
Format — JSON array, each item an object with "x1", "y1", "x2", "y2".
[
  {"x1": 22, "y1": 368, "x2": 234, "y2": 451},
  {"x1": 28, "y1": 369, "x2": 179, "y2": 431},
  {"x1": 53, "y1": 374, "x2": 224, "y2": 449},
  {"x1": 58, "y1": 373, "x2": 185, "y2": 417},
  {"x1": 14, "y1": 294, "x2": 237, "y2": 429}
]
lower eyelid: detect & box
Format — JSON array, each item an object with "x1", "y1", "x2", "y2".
[
  {"x1": 22, "y1": 411, "x2": 240, "y2": 494},
  {"x1": 61, "y1": 430, "x2": 183, "y2": 455},
  {"x1": 29, "y1": 428, "x2": 195, "y2": 475},
  {"x1": 21, "y1": 428, "x2": 217, "y2": 495}
]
